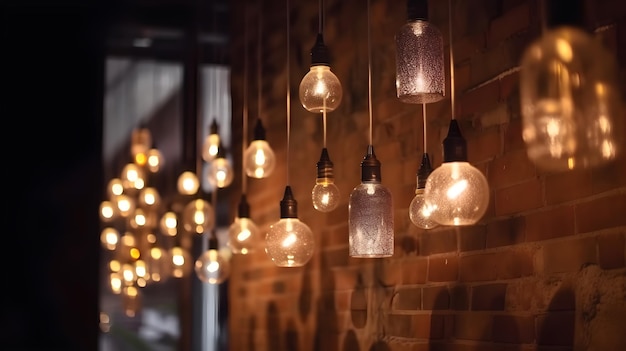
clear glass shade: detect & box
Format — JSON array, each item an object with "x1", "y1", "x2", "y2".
[
  {"x1": 424, "y1": 162, "x2": 490, "y2": 226},
  {"x1": 195, "y1": 248, "x2": 231, "y2": 284},
  {"x1": 311, "y1": 178, "x2": 340, "y2": 212},
  {"x1": 244, "y1": 140, "x2": 276, "y2": 178},
  {"x1": 202, "y1": 133, "x2": 220, "y2": 163},
  {"x1": 348, "y1": 182, "x2": 394, "y2": 258},
  {"x1": 299, "y1": 65, "x2": 343, "y2": 113},
  {"x1": 265, "y1": 218, "x2": 315, "y2": 267},
  {"x1": 228, "y1": 217, "x2": 261, "y2": 255},
  {"x1": 409, "y1": 188, "x2": 439, "y2": 229},
  {"x1": 520, "y1": 26, "x2": 623, "y2": 171},
  {"x1": 207, "y1": 157, "x2": 234, "y2": 188},
  {"x1": 395, "y1": 19, "x2": 445, "y2": 104},
  {"x1": 177, "y1": 171, "x2": 200, "y2": 195},
  {"x1": 182, "y1": 199, "x2": 215, "y2": 234}
]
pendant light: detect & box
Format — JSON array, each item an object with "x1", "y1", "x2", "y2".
[
  {"x1": 181, "y1": 195, "x2": 215, "y2": 235},
  {"x1": 202, "y1": 119, "x2": 221, "y2": 163},
  {"x1": 348, "y1": 0, "x2": 394, "y2": 258},
  {"x1": 298, "y1": 0, "x2": 342, "y2": 113},
  {"x1": 409, "y1": 104, "x2": 438, "y2": 229},
  {"x1": 423, "y1": 0, "x2": 490, "y2": 226},
  {"x1": 265, "y1": 0, "x2": 315, "y2": 267},
  {"x1": 195, "y1": 190, "x2": 230, "y2": 284},
  {"x1": 519, "y1": 0, "x2": 623, "y2": 171},
  {"x1": 311, "y1": 110, "x2": 340, "y2": 212},
  {"x1": 229, "y1": 22, "x2": 261, "y2": 255},
  {"x1": 206, "y1": 141, "x2": 235, "y2": 188},
  {"x1": 395, "y1": 0, "x2": 445, "y2": 103},
  {"x1": 177, "y1": 170, "x2": 200, "y2": 195},
  {"x1": 244, "y1": 0, "x2": 276, "y2": 179}
]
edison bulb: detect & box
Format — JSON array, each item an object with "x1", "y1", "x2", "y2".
[
  {"x1": 311, "y1": 179, "x2": 340, "y2": 212},
  {"x1": 299, "y1": 65, "x2": 343, "y2": 113},
  {"x1": 113, "y1": 194, "x2": 135, "y2": 218},
  {"x1": 409, "y1": 189, "x2": 438, "y2": 229},
  {"x1": 160, "y1": 211, "x2": 178, "y2": 236},
  {"x1": 121, "y1": 163, "x2": 145, "y2": 191},
  {"x1": 195, "y1": 248, "x2": 231, "y2": 284},
  {"x1": 424, "y1": 162, "x2": 489, "y2": 226},
  {"x1": 138, "y1": 187, "x2": 160, "y2": 209},
  {"x1": 207, "y1": 157, "x2": 234, "y2": 188},
  {"x1": 107, "y1": 178, "x2": 124, "y2": 198},
  {"x1": 182, "y1": 199, "x2": 215, "y2": 234},
  {"x1": 177, "y1": 171, "x2": 199, "y2": 195},
  {"x1": 99, "y1": 200, "x2": 116, "y2": 222},
  {"x1": 244, "y1": 140, "x2": 276, "y2": 178},
  {"x1": 202, "y1": 133, "x2": 220, "y2": 163},
  {"x1": 146, "y1": 148, "x2": 164, "y2": 173},
  {"x1": 228, "y1": 217, "x2": 261, "y2": 255},
  {"x1": 266, "y1": 218, "x2": 314, "y2": 267},
  {"x1": 170, "y1": 246, "x2": 192, "y2": 278},
  {"x1": 100, "y1": 227, "x2": 120, "y2": 251}
]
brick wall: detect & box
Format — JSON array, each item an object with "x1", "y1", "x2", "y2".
[{"x1": 227, "y1": 0, "x2": 626, "y2": 350}]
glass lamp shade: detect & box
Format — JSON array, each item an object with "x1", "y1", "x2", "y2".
[
  {"x1": 138, "y1": 187, "x2": 161, "y2": 209},
  {"x1": 424, "y1": 162, "x2": 490, "y2": 226},
  {"x1": 395, "y1": 19, "x2": 445, "y2": 104},
  {"x1": 228, "y1": 217, "x2": 261, "y2": 255},
  {"x1": 312, "y1": 179, "x2": 340, "y2": 212},
  {"x1": 207, "y1": 157, "x2": 234, "y2": 188},
  {"x1": 348, "y1": 182, "x2": 394, "y2": 257},
  {"x1": 195, "y1": 248, "x2": 231, "y2": 284},
  {"x1": 202, "y1": 133, "x2": 220, "y2": 163},
  {"x1": 265, "y1": 218, "x2": 315, "y2": 267},
  {"x1": 146, "y1": 148, "x2": 164, "y2": 173},
  {"x1": 177, "y1": 171, "x2": 200, "y2": 195},
  {"x1": 121, "y1": 163, "x2": 145, "y2": 191},
  {"x1": 244, "y1": 140, "x2": 276, "y2": 179},
  {"x1": 170, "y1": 246, "x2": 192, "y2": 278},
  {"x1": 409, "y1": 189, "x2": 439, "y2": 229},
  {"x1": 159, "y1": 211, "x2": 178, "y2": 236},
  {"x1": 113, "y1": 194, "x2": 135, "y2": 218},
  {"x1": 99, "y1": 200, "x2": 116, "y2": 222},
  {"x1": 299, "y1": 65, "x2": 343, "y2": 113},
  {"x1": 520, "y1": 26, "x2": 623, "y2": 171},
  {"x1": 107, "y1": 178, "x2": 124, "y2": 198},
  {"x1": 182, "y1": 199, "x2": 215, "y2": 234},
  {"x1": 100, "y1": 227, "x2": 120, "y2": 251}
]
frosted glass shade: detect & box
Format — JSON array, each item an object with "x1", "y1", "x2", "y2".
[
  {"x1": 177, "y1": 171, "x2": 199, "y2": 195},
  {"x1": 520, "y1": 26, "x2": 623, "y2": 171},
  {"x1": 299, "y1": 65, "x2": 343, "y2": 113},
  {"x1": 348, "y1": 183, "x2": 394, "y2": 258},
  {"x1": 265, "y1": 218, "x2": 314, "y2": 267},
  {"x1": 182, "y1": 199, "x2": 215, "y2": 235},
  {"x1": 312, "y1": 179, "x2": 340, "y2": 212},
  {"x1": 228, "y1": 217, "x2": 261, "y2": 255},
  {"x1": 207, "y1": 157, "x2": 234, "y2": 188},
  {"x1": 424, "y1": 162, "x2": 490, "y2": 226},
  {"x1": 195, "y1": 248, "x2": 231, "y2": 284},
  {"x1": 244, "y1": 140, "x2": 276, "y2": 178},
  {"x1": 409, "y1": 189, "x2": 439, "y2": 229},
  {"x1": 395, "y1": 19, "x2": 445, "y2": 104}
]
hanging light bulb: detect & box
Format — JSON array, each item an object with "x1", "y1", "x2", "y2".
[
  {"x1": 195, "y1": 233, "x2": 231, "y2": 284},
  {"x1": 349, "y1": 146, "x2": 394, "y2": 257},
  {"x1": 107, "y1": 178, "x2": 124, "y2": 198},
  {"x1": 121, "y1": 286, "x2": 141, "y2": 318},
  {"x1": 409, "y1": 153, "x2": 438, "y2": 229},
  {"x1": 160, "y1": 211, "x2": 178, "y2": 236},
  {"x1": 170, "y1": 245, "x2": 192, "y2": 278},
  {"x1": 228, "y1": 195, "x2": 261, "y2": 255},
  {"x1": 130, "y1": 127, "x2": 152, "y2": 161},
  {"x1": 113, "y1": 193, "x2": 135, "y2": 218},
  {"x1": 182, "y1": 198, "x2": 215, "y2": 235},
  {"x1": 207, "y1": 143, "x2": 234, "y2": 188},
  {"x1": 395, "y1": 0, "x2": 445, "y2": 103},
  {"x1": 298, "y1": 0, "x2": 342, "y2": 113},
  {"x1": 266, "y1": 186, "x2": 315, "y2": 267},
  {"x1": 99, "y1": 200, "x2": 116, "y2": 222},
  {"x1": 138, "y1": 187, "x2": 161, "y2": 210},
  {"x1": 177, "y1": 171, "x2": 200, "y2": 195},
  {"x1": 100, "y1": 227, "x2": 120, "y2": 251},
  {"x1": 121, "y1": 162, "x2": 145, "y2": 191},
  {"x1": 146, "y1": 146, "x2": 164, "y2": 173},
  {"x1": 244, "y1": 119, "x2": 276, "y2": 178},
  {"x1": 519, "y1": 0, "x2": 623, "y2": 171},
  {"x1": 311, "y1": 148, "x2": 340, "y2": 212},
  {"x1": 202, "y1": 120, "x2": 221, "y2": 163}
]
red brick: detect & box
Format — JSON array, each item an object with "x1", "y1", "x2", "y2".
[
  {"x1": 460, "y1": 81, "x2": 500, "y2": 118},
  {"x1": 386, "y1": 314, "x2": 413, "y2": 337},
  {"x1": 332, "y1": 268, "x2": 358, "y2": 291},
  {"x1": 591, "y1": 159, "x2": 626, "y2": 193},
  {"x1": 576, "y1": 193, "x2": 626, "y2": 233},
  {"x1": 541, "y1": 237, "x2": 597, "y2": 274},
  {"x1": 401, "y1": 257, "x2": 428, "y2": 284},
  {"x1": 536, "y1": 312, "x2": 575, "y2": 346},
  {"x1": 392, "y1": 287, "x2": 422, "y2": 311},
  {"x1": 495, "y1": 178, "x2": 543, "y2": 215},
  {"x1": 525, "y1": 205, "x2": 576, "y2": 242},
  {"x1": 471, "y1": 283, "x2": 507, "y2": 311},
  {"x1": 544, "y1": 169, "x2": 593, "y2": 205},
  {"x1": 420, "y1": 228, "x2": 457, "y2": 255},
  {"x1": 453, "y1": 33, "x2": 487, "y2": 63},
  {"x1": 492, "y1": 314, "x2": 536, "y2": 344},
  {"x1": 428, "y1": 255, "x2": 459, "y2": 282},
  {"x1": 503, "y1": 118, "x2": 526, "y2": 152},
  {"x1": 486, "y1": 216, "x2": 526, "y2": 248},
  {"x1": 487, "y1": 2, "x2": 530, "y2": 48},
  {"x1": 450, "y1": 285, "x2": 470, "y2": 311},
  {"x1": 466, "y1": 125, "x2": 502, "y2": 163},
  {"x1": 460, "y1": 250, "x2": 533, "y2": 282},
  {"x1": 488, "y1": 149, "x2": 537, "y2": 189},
  {"x1": 598, "y1": 231, "x2": 626, "y2": 269},
  {"x1": 423, "y1": 286, "x2": 450, "y2": 310},
  {"x1": 376, "y1": 259, "x2": 402, "y2": 287},
  {"x1": 499, "y1": 70, "x2": 520, "y2": 102},
  {"x1": 454, "y1": 313, "x2": 493, "y2": 341},
  {"x1": 459, "y1": 225, "x2": 487, "y2": 252},
  {"x1": 412, "y1": 313, "x2": 434, "y2": 339}
]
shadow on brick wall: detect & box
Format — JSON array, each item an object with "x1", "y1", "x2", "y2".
[
  {"x1": 266, "y1": 301, "x2": 282, "y2": 351},
  {"x1": 342, "y1": 329, "x2": 360, "y2": 351}
]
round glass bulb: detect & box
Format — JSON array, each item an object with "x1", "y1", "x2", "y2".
[
  {"x1": 299, "y1": 65, "x2": 343, "y2": 113},
  {"x1": 146, "y1": 148, "x2": 164, "y2": 173},
  {"x1": 195, "y1": 248, "x2": 231, "y2": 284},
  {"x1": 228, "y1": 217, "x2": 261, "y2": 255},
  {"x1": 424, "y1": 162, "x2": 490, "y2": 226},
  {"x1": 182, "y1": 199, "x2": 215, "y2": 235},
  {"x1": 113, "y1": 194, "x2": 135, "y2": 218},
  {"x1": 520, "y1": 26, "x2": 623, "y2": 171},
  {"x1": 202, "y1": 133, "x2": 220, "y2": 163},
  {"x1": 207, "y1": 157, "x2": 234, "y2": 188},
  {"x1": 138, "y1": 187, "x2": 161, "y2": 209},
  {"x1": 170, "y1": 246, "x2": 192, "y2": 278},
  {"x1": 109, "y1": 272, "x2": 122, "y2": 294},
  {"x1": 265, "y1": 218, "x2": 314, "y2": 267},
  {"x1": 131, "y1": 128, "x2": 152, "y2": 158},
  {"x1": 107, "y1": 178, "x2": 124, "y2": 198},
  {"x1": 408, "y1": 188, "x2": 439, "y2": 229},
  {"x1": 147, "y1": 246, "x2": 170, "y2": 282},
  {"x1": 177, "y1": 171, "x2": 200, "y2": 195},
  {"x1": 244, "y1": 140, "x2": 276, "y2": 179},
  {"x1": 160, "y1": 211, "x2": 178, "y2": 236},
  {"x1": 121, "y1": 286, "x2": 141, "y2": 318},
  {"x1": 99, "y1": 200, "x2": 116, "y2": 222},
  {"x1": 348, "y1": 182, "x2": 394, "y2": 258},
  {"x1": 100, "y1": 227, "x2": 120, "y2": 251},
  {"x1": 121, "y1": 163, "x2": 145, "y2": 191},
  {"x1": 311, "y1": 178, "x2": 340, "y2": 212}
]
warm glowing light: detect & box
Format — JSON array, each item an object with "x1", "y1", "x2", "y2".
[
  {"x1": 207, "y1": 157, "x2": 234, "y2": 188},
  {"x1": 108, "y1": 178, "x2": 124, "y2": 197},
  {"x1": 114, "y1": 194, "x2": 135, "y2": 217},
  {"x1": 228, "y1": 217, "x2": 261, "y2": 255},
  {"x1": 177, "y1": 171, "x2": 199, "y2": 195},
  {"x1": 299, "y1": 65, "x2": 343, "y2": 113},
  {"x1": 121, "y1": 163, "x2": 145, "y2": 190},
  {"x1": 109, "y1": 260, "x2": 121, "y2": 272},
  {"x1": 265, "y1": 218, "x2": 314, "y2": 267},
  {"x1": 244, "y1": 140, "x2": 276, "y2": 179},
  {"x1": 146, "y1": 148, "x2": 163, "y2": 173},
  {"x1": 100, "y1": 201, "x2": 115, "y2": 221},
  {"x1": 160, "y1": 211, "x2": 178, "y2": 236},
  {"x1": 446, "y1": 179, "x2": 468, "y2": 199},
  {"x1": 100, "y1": 227, "x2": 120, "y2": 251},
  {"x1": 182, "y1": 199, "x2": 214, "y2": 234},
  {"x1": 139, "y1": 187, "x2": 160, "y2": 208},
  {"x1": 311, "y1": 179, "x2": 340, "y2": 212},
  {"x1": 195, "y1": 248, "x2": 231, "y2": 284},
  {"x1": 202, "y1": 133, "x2": 220, "y2": 163}
]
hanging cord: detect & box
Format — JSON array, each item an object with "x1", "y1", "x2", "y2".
[
  {"x1": 448, "y1": 0, "x2": 456, "y2": 120},
  {"x1": 323, "y1": 109, "x2": 327, "y2": 148},
  {"x1": 367, "y1": 0, "x2": 373, "y2": 145},
  {"x1": 422, "y1": 104, "x2": 427, "y2": 151},
  {"x1": 318, "y1": 0, "x2": 324, "y2": 34},
  {"x1": 242, "y1": 7, "x2": 249, "y2": 195},
  {"x1": 211, "y1": 189, "x2": 218, "y2": 242},
  {"x1": 257, "y1": 0, "x2": 263, "y2": 123},
  {"x1": 286, "y1": 0, "x2": 291, "y2": 185}
]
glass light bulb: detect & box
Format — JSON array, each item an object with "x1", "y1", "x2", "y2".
[
  {"x1": 147, "y1": 246, "x2": 169, "y2": 282},
  {"x1": 100, "y1": 227, "x2": 120, "y2": 251},
  {"x1": 265, "y1": 218, "x2": 314, "y2": 267},
  {"x1": 202, "y1": 133, "x2": 220, "y2": 162},
  {"x1": 110, "y1": 272, "x2": 122, "y2": 294},
  {"x1": 424, "y1": 162, "x2": 490, "y2": 226},
  {"x1": 207, "y1": 157, "x2": 234, "y2": 188},
  {"x1": 348, "y1": 182, "x2": 394, "y2": 257},
  {"x1": 244, "y1": 140, "x2": 276, "y2": 178},
  {"x1": 99, "y1": 200, "x2": 116, "y2": 222},
  {"x1": 182, "y1": 199, "x2": 215, "y2": 235},
  {"x1": 311, "y1": 178, "x2": 340, "y2": 212},
  {"x1": 228, "y1": 217, "x2": 261, "y2": 255},
  {"x1": 177, "y1": 171, "x2": 199, "y2": 195},
  {"x1": 130, "y1": 128, "x2": 152, "y2": 159},
  {"x1": 409, "y1": 188, "x2": 439, "y2": 229},
  {"x1": 395, "y1": 19, "x2": 445, "y2": 104},
  {"x1": 113, "y1": 194, "x2": 135, "y2": 218},
  {"x1": 520, "y1": 26, "x2": 623, "y2": 171},
  {"x1": 299, "y1": 65, "x2": 343, "y2": 113},
  {"x1": 146, "y1": 148, "x2": 164, "y2": 173},
  {"x1": 170, "y1": 246, "x2": 192, "y2": 278},
  {"x1": 195, "y1": 248, "x2": 231, "y2": 284},
  {"x1": 121, "y1": 286, "x2": 141, "y2": 318},
  {"x1": 107, "y1": 178, "x2": 124, "y2": 198},
  {"x1": 121, "y1": 163, "x2": 145, "y2": 190},
  {"x1": 138, "y1": 187, "x2": 160, "y2": 209},
  {"x1": 160, "y1": 211, "x2": 178, "y2": 236}
]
